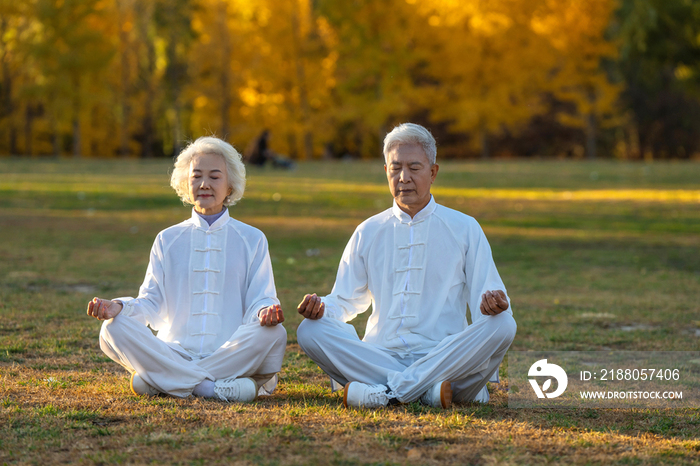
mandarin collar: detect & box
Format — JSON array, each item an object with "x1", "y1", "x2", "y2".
[
  {"x1": 391, "y1": 196, "x2": 436, "y2": 224},
  {"x1": 190, "y1": 208, "x2": 231, "y2": 230}
]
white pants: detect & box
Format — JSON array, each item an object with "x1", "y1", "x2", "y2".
[
  {"x1": 100, "y1": 314, "x2": 287, "y2": 398},
  {"x1": 297, "y1": 312, "x2": 516, "y2": 403}
]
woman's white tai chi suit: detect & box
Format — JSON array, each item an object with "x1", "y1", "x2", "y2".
[
  {"x1": 99, "y1": 209, "x2": 286, "y2": 398},
  {"x1": 297, "y1": 197, "x2": 516, "y2": 403}
]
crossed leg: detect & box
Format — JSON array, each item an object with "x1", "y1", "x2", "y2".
[
  {"x1": 297, "y1": 312, "x2": 516, "y2": 403},
  {"x1": 100, "y1": 314, "x2": 286, "y2": 397}
]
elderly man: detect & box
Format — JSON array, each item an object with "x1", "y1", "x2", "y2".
[{"x1": 296, "y1": 123, "x2": 516, "y2": 409}]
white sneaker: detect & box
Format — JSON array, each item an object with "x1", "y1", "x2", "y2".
[
  {"x1": 130, "y1": 373, "x2": 159, "y2": 396},
  {"x1": 214, "y1": 377, "x2": 258, "y2": 403},
  {"x1": 343, "y1": 382, "x2": 391, "y2": 408},
  {"x1": 419, "y1": 381, "x2": 452, "y2": 409}
]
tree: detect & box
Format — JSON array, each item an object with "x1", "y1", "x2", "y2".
[
  {"x1": 612, "y1": 0, "x2": 700, "y2": 159},
  {"x1": 532, "y1": 0, "x2": 621, "y2": 159},
  {"x1": 188, "y1": 0, "x2": 255, "y2": 146},
  {"x1": 410, "y1": 0, "x2": 620, "y2": 159},
  {"x1": 229, "y1": 0, "x2": 338, "y2": 159},
  {"x1": 316, "y1": 0, "x2": 425, "y2": 158},
  {"x1": 153, "y1": 0, "x2": 194, "y2": 157},
  {"x1": 414, "y1": 0, "x2": 556, "y2": 158},
  {"x1": 0, "y1": 0, "x2": 32, "y2": 154}
]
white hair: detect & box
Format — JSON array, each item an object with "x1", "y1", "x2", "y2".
[
  {"x1": 170, "y1": 136, "x2": 246, "y2": 206},
  {"x1": 383, "y1": 123, "x2": 437, "y2": 165}
]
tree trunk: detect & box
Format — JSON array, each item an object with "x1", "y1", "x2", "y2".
[
  {"x1": 119, "y1": 18, "x2": 130, "y2": 157},
  {"x1": 73, "y1": 114, "x2": 81, "y2": 158},
  {"x1": 628, "y1": 119, "x2": 641, "y2": 160},
  {"x1": 218, "y1": 0, "x2": 231, "y2": 138},
  {"x1": 585, "y1": 89, "x2": 597, "y2": 160},
  {"x1": 142, "y1": 95, "x2": 154, "y2": 158},
  {"x1": 167, "y1": 33, "x2": 183, "y2": 157},
  {"x1": 172, "y1": 100, "x2": 182, "y2": 157},
  {"x1": 304, "y1": 131, "x2": 313, "y2": 161},
  {"x1": 480, "y1": 128, "x2": 490, "y2": 159},
  {"x1": 290, "y1": 3, "x2": 313, "y2": 160},
  {"x1": 72, "y1": 94, "x2": 82, "y2": 158},
  {"x1": 137, "y1": 1, "x2": 155, "y2": 158},
  {"x1": 585, "y1": 111, "x2": 597, "y2": 160},
  {"x1": 1, "y1": 17, "x2": 16, "y2": 154},
  {"x1": 24, "y1": 105, "x2": 33, "y2": 156},
  {"x1": 51, "y1": 117, "x2": 60, "y2": 158},
  {"x1": 9, "y1": 126, "x2": 17, "y2": 155},
  {"x1": 286, "y1": 131, "x2": 298, "y2": 160}
]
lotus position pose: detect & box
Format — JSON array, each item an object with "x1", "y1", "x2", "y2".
[
  {"x1": 87, "y1": 137, "x2": 286, "y2": 402},
  {"x1": 297, "y1": 123, "x2": 516, "y2": 409}
]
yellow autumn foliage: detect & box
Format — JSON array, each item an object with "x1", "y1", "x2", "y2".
[{"x1": 0, "y1": 0, "x2": 621, "y2": 158}]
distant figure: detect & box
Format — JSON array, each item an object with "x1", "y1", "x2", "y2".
[
  {"x1": 244, "y1": 130, "x2": 295, "y2": 169},
  {"x1": 245, "y1": 130, "x2": 271, "y2": 167},
  {"x1": 87, "y1": 136, "x2": 286, "y2": 402},
  {"x1": 296, "y1": 123, "x2": 516, "y2": 409}
]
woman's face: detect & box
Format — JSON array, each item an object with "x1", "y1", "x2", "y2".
[{"x1": 188, "y1": 152, "x2": 231, "y2": 215}]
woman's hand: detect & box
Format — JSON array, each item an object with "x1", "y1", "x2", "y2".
[
  {"x1": 259, "y1": 304, "x2": 284, "y2": 326},
  {"x1": 87, "y1": 297, "x2": 123, "y2": 320}
]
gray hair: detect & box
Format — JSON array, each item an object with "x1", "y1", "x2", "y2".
[
  {"x1": 170, "y1": 136, "x2": 246, "y2": 206},
  {"x1": 383, "y1": 123, "x2": 437, "y2": 165}
]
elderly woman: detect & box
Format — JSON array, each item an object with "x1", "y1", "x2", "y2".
[{"x1": 86, "y1": 137, "x2": 286, "y2": 402}]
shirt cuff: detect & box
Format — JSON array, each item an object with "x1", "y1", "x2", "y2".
[
  {"x1": 248, "y1": 306, "x2": 268, "y2": 324},
  {"x1": 250, "y1": 307, "x2": 264, "y2": 324},
  {"x1": 113, "y1": 297, "x2": 134, "y2": 317},
  {"x1": 319, "y1": 298, "x2": 343, "y2": 322},
  {"x1": 248, "y1": 300, "x2": 279, "y2": 324}
]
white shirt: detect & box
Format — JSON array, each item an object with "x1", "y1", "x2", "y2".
[
  {"x1": 118, "y1": 209, "x2": 279, "y2": 357},
  {"x1": 322, "y1": 196, "x2": 512, "y2": 357}
]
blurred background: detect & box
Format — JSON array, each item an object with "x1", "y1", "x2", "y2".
[{"x1": 0, "y1": 0, "x2": 699, "y2": 160}]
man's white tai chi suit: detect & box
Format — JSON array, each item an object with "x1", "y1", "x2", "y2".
[
  {"x1": 297, "y1": 197, "x2": 516, "y2": 403},
  {"x1": 100, "y1": 209, "x2": 286, "y2": 398}
]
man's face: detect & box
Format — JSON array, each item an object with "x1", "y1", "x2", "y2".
[{"x1": 384, "y1": 144, "x2": 439, "y2": 218}]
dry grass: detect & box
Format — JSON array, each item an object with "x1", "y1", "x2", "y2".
[{"x1": 1, "y1": 158, "x2": 699, "y2": 465}]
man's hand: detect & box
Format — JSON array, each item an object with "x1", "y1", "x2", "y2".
[
  {"x1": 480, "y1": 290, "x2": 509, "y2": 315},
  {"x1": 297, "y1": 293, "x2": 324, "y2": 320},
  {"x1": 259, "y1": 304, "x2": 284, "y2": 326},
  {"x1": 87, "y1": 297, "x2": 123, "y2": 320}
]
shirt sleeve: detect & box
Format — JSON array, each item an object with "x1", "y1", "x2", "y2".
[
  {"x1": 117, "y1": 235, "x2": 169, "y2": 331},
  {"x1": 242, "y1": 232, "x2": 280, "y2": 325},
  {"x1": 321, "y1": 228, "x2": 373, "y2": 322},
  {"x1": 464, "y1": 219, "x2": 512, "y2": 326}
]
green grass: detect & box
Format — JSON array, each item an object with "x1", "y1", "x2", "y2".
[{"x1": 1, "y1": 157, "x2": 699, "y2": 464}]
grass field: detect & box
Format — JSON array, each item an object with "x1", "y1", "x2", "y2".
[{"x1": 1, "y1": 158, "x2": 699, "y2": 465}]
